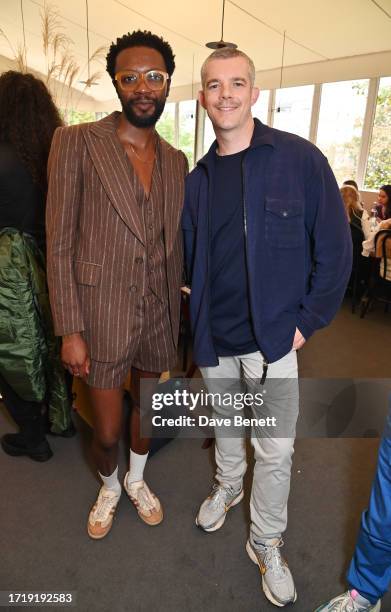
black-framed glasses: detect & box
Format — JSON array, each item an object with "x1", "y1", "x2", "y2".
[{"x1": 115, "y1": 70, "x2": 169, "y2": 92}]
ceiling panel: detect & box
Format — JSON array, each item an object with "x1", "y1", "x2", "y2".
[{"x1": 0, "y1": 0, "x2": 390, "y2": 103}]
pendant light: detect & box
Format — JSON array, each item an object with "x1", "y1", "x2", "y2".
[
  {"x1": 206, "y1": 0, "x2": 237, "y2": 49},
  {"x1": 79, "y1": 0, "x2": 98, "y2": 86}
]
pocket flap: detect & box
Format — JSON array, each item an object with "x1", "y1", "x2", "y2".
[
  {"x1": 265, "y1": 199, "x2": 303, "y2": 218},
  {"x1": 74, "y1": 261, "x2": 102, "y2": 286}
]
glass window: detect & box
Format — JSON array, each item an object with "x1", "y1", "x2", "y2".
[
  {"x1": 156, "y1": 102, "x2": 176, "y2": 146},
  {"x1": 364, "y1": 76, "x2": 391, "y2": 190},
  {"x1": 179, "y1": 100, "x2": 196, "y2": 168},
  {"x1": 316, "y1": 79, "x2": 369, "y2": 185},
  {"x1": 62, "y1": 109, "x2": 96, "y2": 125},
  {"x1": 252, "y1": 90, "x2": 270, "y2": 124},
  {"x1": 272, "y1": 85, "x2": 314, "y2": 139}
]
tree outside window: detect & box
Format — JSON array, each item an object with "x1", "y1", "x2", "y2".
[
  {"x1": 365, "y1": 77, "x2": 391, "y2": 190},
  {"x1": 316, "y1": 80, "x2": 369, "y2": 185}
]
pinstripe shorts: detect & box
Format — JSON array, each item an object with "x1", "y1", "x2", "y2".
[{"x1": 86, "y1": 294, "x2": 177, "y2": 389}]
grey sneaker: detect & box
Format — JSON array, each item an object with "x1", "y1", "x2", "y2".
[
  {"x1": 314, "y1": 590, "x2": 381, "y2": 611},
  {"x1": 195, "y1": 483, "x2": 244, "y2": 532},
  {"x1": 246, "y1": 538, "x2": 297, "y2": 607}
]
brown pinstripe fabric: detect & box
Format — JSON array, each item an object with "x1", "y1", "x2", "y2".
[
  {"x1": 133, "y1": 142, "x2": 168, "y2": 302},
  {"x1": 46, "y1": 111, "x2": 188, "y2": 365}
]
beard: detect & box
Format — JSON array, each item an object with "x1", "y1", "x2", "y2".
[{"x1": 121, "y1": 95, "x2": 166, "y2": 128}]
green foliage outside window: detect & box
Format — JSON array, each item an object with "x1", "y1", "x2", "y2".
[
  {"x1": 61, "y1": 109, "x2": 97, "y2": 125},
  {"x1": 365, "y1": 80, "x2": 391, "y2": 189}
]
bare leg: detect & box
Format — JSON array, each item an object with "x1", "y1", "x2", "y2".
[
  {"x1": 89, "y1": 386, "x2": 123, "y2": 476},
  {"x1": 130, "y1": 367, "x2": 161, "y2": 454}
]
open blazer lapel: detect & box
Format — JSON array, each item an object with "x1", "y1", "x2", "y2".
[
  {"x1": 84, "y1": 112, "x2": 145, "y2": 245},
  {"x1": 160, "y1": 139, "x2": 183, "y2": 256}
]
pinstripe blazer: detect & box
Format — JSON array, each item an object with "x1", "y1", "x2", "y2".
[{"x1": 46, "y1": 112, "x2": 188, "y2": 363}]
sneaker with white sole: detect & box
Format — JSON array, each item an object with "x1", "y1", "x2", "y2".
[
  {"x1": 246, "y1": 538, "x2": 297, "y2": 607},
  {"x1": 314, "y1": 590, "x2": 381, "y2": 611},
  {"x1": 195, "y1": 483, "x2": 244, "y2": 532},
  {"x1": 124, "y1": 473, "x2": 163, "y2": 526},
  {"x1": 87, "y1": 486, "x2": 121, "y2": 540}
]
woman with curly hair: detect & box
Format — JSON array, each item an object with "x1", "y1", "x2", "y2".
[{"x1": 0, "y1": 71, "x2": 71, "y2": 461}]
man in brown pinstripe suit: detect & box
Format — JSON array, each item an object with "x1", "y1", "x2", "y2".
[{"x1": 46, "y1": 31, "x2": 188, "y2": 539}]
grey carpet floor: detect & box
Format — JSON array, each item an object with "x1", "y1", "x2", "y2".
[{"x1": 1, "y1": 300, "x2": 391, "y2": 612}]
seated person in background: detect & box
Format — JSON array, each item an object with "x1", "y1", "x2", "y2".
[
  {"x1": 374, "y1": 185, "x2": 391, "y2": 221},
  {"x1": 362, "y1": 217, "x2": 391, "y2": 258},
  {"x1": 375, "y1": 220, "x2": 391, "y2": 281},
  {"x1": 340, "y1": 185, "x2": 371, "y2": 240},
  {"x1": 343, "y1": 179, "x2": 359, "y2": 190}
]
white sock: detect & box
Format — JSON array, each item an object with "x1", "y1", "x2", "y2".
[
  {"x1": 99, "y1": 466, "x2": 121, "y2": 496},
  {"x1": 127, "y1": 450, "x2": 149, "y2": 485}
]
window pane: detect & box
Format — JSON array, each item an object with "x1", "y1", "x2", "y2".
[
  {"x1": 316, "y1": 79, "x2": 369, "y2": 185},
  {"x1": 272, "y1": 85, "x2": 314, "y2": 138},
  {"x1": 179, "y1": 100, "x2": 196, "y2": 168},
  {"x1": 62, "y1": 109, "x2": 96, "y2": 125},
  {"x1": 365, "y1": 76, "x2": 391, "y2": 190},
  {"x1": 203, "y1": 115, "x2": 216, "y2": 154},
  {"x1": 252, "y1": 90, "x2": 270, "y2": 124},
  {"x1": 156, "y1": 102, "x2": 175, "y2": 146}
]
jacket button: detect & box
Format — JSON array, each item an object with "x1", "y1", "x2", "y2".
[
  {"x1": 135, "y1": 257, "x2": 143, "y2": 264},
  {"x1": 282, "y1": 211, "x2": 288, "y2": 217},
  {"x1": 130, "y1": 285, "x2": 137, "y2": 292}
]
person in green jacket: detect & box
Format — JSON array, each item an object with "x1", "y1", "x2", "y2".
[{"x1": 0, "y1": 71, "x2": 70, "y2": 461}]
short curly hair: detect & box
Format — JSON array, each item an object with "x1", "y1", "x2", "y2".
[{"x1": 106, "y1": 30, "x2": 175, "y2": 84}]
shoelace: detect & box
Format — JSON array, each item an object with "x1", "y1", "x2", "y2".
[
  {"x1": 258, "y1": 540, "x2": 287, "y2": 579},
  {"x1": 94, "y1": 491, "x2": 118, "y2": 521},
  {"x1": 132, "y1": 483, "x2": 156, "y2": 513},
  {"x1": 327, "y1": 593, "x2": 363, "y2": 612},
  {"x1": 210, "y1": 484, "x2": 235, "y2": 510}
]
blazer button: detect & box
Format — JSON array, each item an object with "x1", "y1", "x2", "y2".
[
  {"x1": 135, "y1": 257, "x2": 143, "y2": 264},
  {"x1": 130, "y1": 285, "x2": 137, "y2": 292}
]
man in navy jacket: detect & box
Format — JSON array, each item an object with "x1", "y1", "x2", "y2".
[{"x1": 183, "y1": 47, "x2": 351, "y2": 608}]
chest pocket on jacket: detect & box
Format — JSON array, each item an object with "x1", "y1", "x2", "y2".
[{"x1": 265, "y1": 198, "x2": 304, "y2": 248}]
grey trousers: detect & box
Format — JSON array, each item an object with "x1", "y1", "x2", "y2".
[{"x1": 200, "y1": 349, "x2": 299, "y2": 541}]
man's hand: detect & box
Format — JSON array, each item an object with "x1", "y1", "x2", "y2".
[
  {"x1": 61, "y1": 333, "x2": 90, "y2": 378},
  {"x1": 292, "y1": 327, "x2": 306, "y2": 350}
]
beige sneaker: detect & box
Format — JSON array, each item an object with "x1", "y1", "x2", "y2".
[
  {"x1": 87, "y1": 486, "x2": 121, "y2": 539},
  {"x1": 124, "y1": 473, "x2": 163, "y2": 526}
]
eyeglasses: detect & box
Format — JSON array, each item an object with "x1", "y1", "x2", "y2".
[{"x1": 114, "y1": 70, "x2": 169, "y2": 92}]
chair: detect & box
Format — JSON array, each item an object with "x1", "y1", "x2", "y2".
[{"x1": 360, "y1": 230, "x2": 391, "y2": 318}]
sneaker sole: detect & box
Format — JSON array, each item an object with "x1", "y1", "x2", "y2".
[
  {"x1": 87, "y1": 497, "x2": 120, "y2": 540},
  {"x1": 246, "y1": 540, "x2": 297, "y2": 608},
  {"x1": 314, "y1": 601, "x2": 381, "y2": 612},
  {"x1": 195, "y1": 489, "x2": 244, "y2": 532},
  {"x1": 87, "y1": 522, "x2": 114, "y2": 540}
]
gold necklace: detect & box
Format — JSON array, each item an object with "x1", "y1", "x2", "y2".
[{"x1": 129, "y1": 137, "x2": 156, "y2": 164}]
